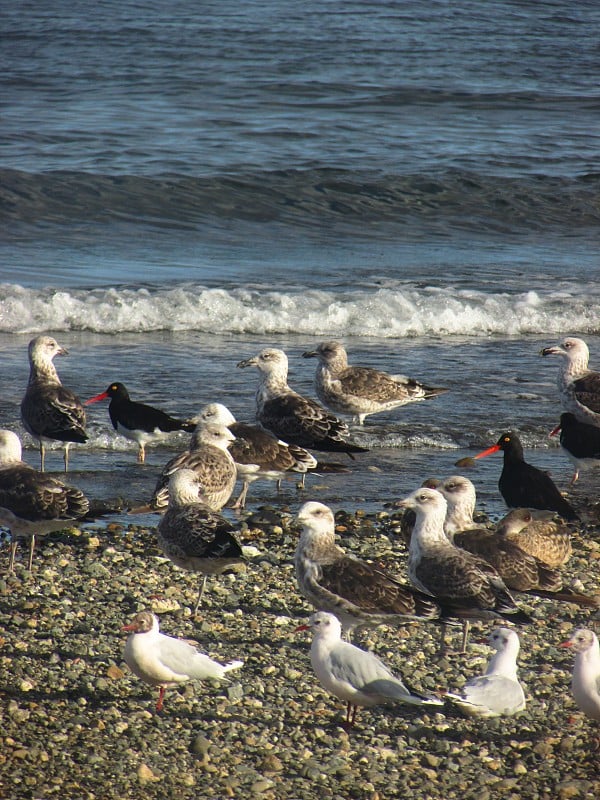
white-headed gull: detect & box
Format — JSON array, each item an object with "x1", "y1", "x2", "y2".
[
  {"x1": 20, "y1": 335, "x2": 87, "y2": 472},
  {"x1": 122, "y1": 610, "x2": 243, "y2": 712},
  {"x1": 296, "y1": 611, "x2": 443, "y2": 727},
  {"x1": 444, "y1": 627, "x2": 526, "y2": 717},
  {"x1": 302, "y1": 340, "x2": 447, "y2": 425},
  {"x1": 237, "y1": 348, "x2": 368, "y2": 456},
  {"x1": 560, "y1": 628, "x2": 600, "y2": 723}
]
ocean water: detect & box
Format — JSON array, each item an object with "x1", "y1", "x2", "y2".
[{"x1": 1, "y1": 0, "x2": 599, "y2": 524}]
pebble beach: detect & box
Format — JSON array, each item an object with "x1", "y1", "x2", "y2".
[{"x1": 1, "y1": 470, "x2": 599, "y2": 800}]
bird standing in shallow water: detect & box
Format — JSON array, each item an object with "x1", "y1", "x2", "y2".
[
  {"x1": 237, "y1": 348, "x2": 368, "y2": 457},
  {"x1": 302, "y1": 340, "x2": 448, "y2": 425},
  {"x1": 21, "y1": 335, "x2": 87, "y2": 472},
  {"x1": 541, "y1": 336, "x2": 600, "y2": 427},
  {"x1": 474, "y1": 431, "x2": 579, "y2": 521},
  {"x1": 84, "y1": 381, "x2": 195, "y2": 463}
]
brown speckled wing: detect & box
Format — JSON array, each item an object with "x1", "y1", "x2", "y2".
[{"x1": 0, "y1": 464, "x2": 89, "y2": 521}]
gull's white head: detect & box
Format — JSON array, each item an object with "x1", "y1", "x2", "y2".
[
  {"x1": 196, "y1": 403, "x2": 236, "y2": 427},
  {"x1": 0, "y1": 430, "x2": 23, "y2": 465},
  {"x1": 296, "y1": 501, "x2": 336, "y2": 535}
]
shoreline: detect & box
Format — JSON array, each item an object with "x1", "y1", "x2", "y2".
[{"x1": 1, "y1": 477, "x2": 599, "y2": 799}]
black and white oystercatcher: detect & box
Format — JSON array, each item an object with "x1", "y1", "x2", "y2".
[
  {"x1": 295, "y1": 501, "x2": 441, "y2": 638},
  {"x1": 156, "y1": 469, "x2": 245, "y2": 612},
  {"x1": 0, "y1": 429, "x2": 89, "y2": 572},
  {"x1": 302, "y1": 340, "x2": 448, "y2": 425},
  {"x1": 474, "y1": 431, "x2": 579, "y2": 521},
  {"x1": 84, "y1": 382, "x2": 195, "y2": 463},
  {"x1": 552, "y1": 412, "x2": 600, "y2": 484},
  {"x1": 20, "y1": 335, "x2": 88, "y2": 472},
  {"x1": 237, "y1": 348, "x2": 368, "y2": 457},
  {"x1": 541, "y1": 336, "x2": 600, "y2": 427}
]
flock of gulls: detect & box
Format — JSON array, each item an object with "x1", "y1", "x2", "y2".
[{"x1": 1, "y1": 333, "x2": 600, "y2": 731}]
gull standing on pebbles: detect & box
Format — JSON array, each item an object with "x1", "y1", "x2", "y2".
[
  {"x1": 560, "y1": 628, "x2": 600, "y2": 723},
  {"x1": 302, "y1": 340, "x2": 447, "y2": 425},
  {"x1": 0, "y1": 429, "x2": 89, "y2": 572},
  {"x1": 237, "y1": 348, "x2": 368, "y2": 457},
  {"x1": 444, "y1": 627, "x2": 526, "y2": 717},
  {"x1": 398, "y1": 488, "x2": 532, "y2": 651},
  {"x1": 20, "y1": 335, "x2": 88, "y2": 472},
  {"x1": 541, "y1": 337, "x2": 600, "y2": 427},
  {"x1": 122, "y1": 610, "x2": 243, "y2": 712},
  {"x1": 436, "y1": 477, "x2": 594, "y2": 606},
  {"x1": 196, "y1": 402, "x2": 318, "y2": 507},
  {"x1": 295, "y1": 501, "x2": 441, "y2": 638},
  {"x1": 296, "y1": 611, "x2": 444, "y2": 728},
  {"x1": 149, "y1": 423, "x2": 237, "y2": 511},
  {"x1": 84, "y1": 381, "x2": 195, "y2": 463},
  {"x1": 156, "y1": 469, "x2": 244, "y2": 612}
]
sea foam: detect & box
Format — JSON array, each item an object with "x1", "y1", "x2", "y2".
[{"x1": 0, "y1": 281, "x2": 598, "y2": 337}]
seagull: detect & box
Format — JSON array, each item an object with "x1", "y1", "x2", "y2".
[
  {"x1": 302, "y1": 340, "x2": 447, "y2": 425},
  {"x1": 495, "y1": 508, "x2": 572, "y2": 569},
  {"x1": 195, "y1": 402, "x2": 318, "y2": 507},
  {"x1": 294, "y1": 501, "x2": 441, "y2": 637},
  {"x1": 551, "y1": 412, "x2": 600, "y2": 484},
  {"x1": 156, "y1": 469, "x2": 244, "y2": 612},
  {"x1": 20, "y1": 335, "x2": 87, "y2": 472},
  {"x1": 296, "y1": 611, "x2": 444, "y2": 728},
  {"x1": 541, "y1": 336, "x2": 600, "y2": 427},
  {"x1": 560, "y1": 628, "x2": 600, "y2": 723},
  {"x1": 84, "y1": 382, "x2": 195, "y2": 463},
  {"x1": 237, "y1": 348, "x2": 368, "y2": 457},
  {"x1": 397, "y1": 488, "x2": 532, "y2": 650},
  {"x1": 149, "y1": 423, "x2": 237, "y2": 511},
  {"x1": 0, "y1": 429, "x2": 89, "y2": 572},
  {"x1": 474, "y1": 431, "x2": 579, "y2": 521},
  {"x1": 122, "y1": 610, "x2": 243, "y2": 712},
  {"x1": 444, "y1": 627, "x2": 526, "y2": 717},
  {"x1": 436, "y1": 476, "x2": 593, "y2": 606}
]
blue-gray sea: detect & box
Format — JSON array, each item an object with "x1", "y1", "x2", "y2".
[{"x1": 1, "y1": 0, "x2": 599, "y2": 522}]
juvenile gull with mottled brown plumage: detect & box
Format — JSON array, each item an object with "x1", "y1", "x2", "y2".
[
  {"x1": 156, "y1": 469, "x2": 244, "y2": 612},
  {"x1": 20, "y1": 335, "x2": 87, "y2": 472},
  {"x1": 196, "y1": 402, "x2": 318, "y2": 508},
  {"x1": 294, "y1": 500, "x2": 441, "y2": 638},
  {"x1": 541, "y1": 336, "x2": 600, "y2": 427},
  {"x1": 0, "y1": 429, "x2": 89, "y2": 572},
  {"x1": 237, "y1": 348, "x2": 368, "y2": 457},
  {"x1": 149, "y1": 422, "x2": 237, "y2": 511},
  {"x1": 398, "y1": 487, "x2": 532, "y2": 631},
  {"x1": 302, "y1": 340, "x2": 448, "y2": 425}
]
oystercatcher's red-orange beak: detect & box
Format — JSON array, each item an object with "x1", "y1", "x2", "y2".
[
  {"x1": 84, "y1": 390, "x2": 109, "y2": 406},
  {"x1": 473, "y1": 443, "x2": 501, "y2": 459}
]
